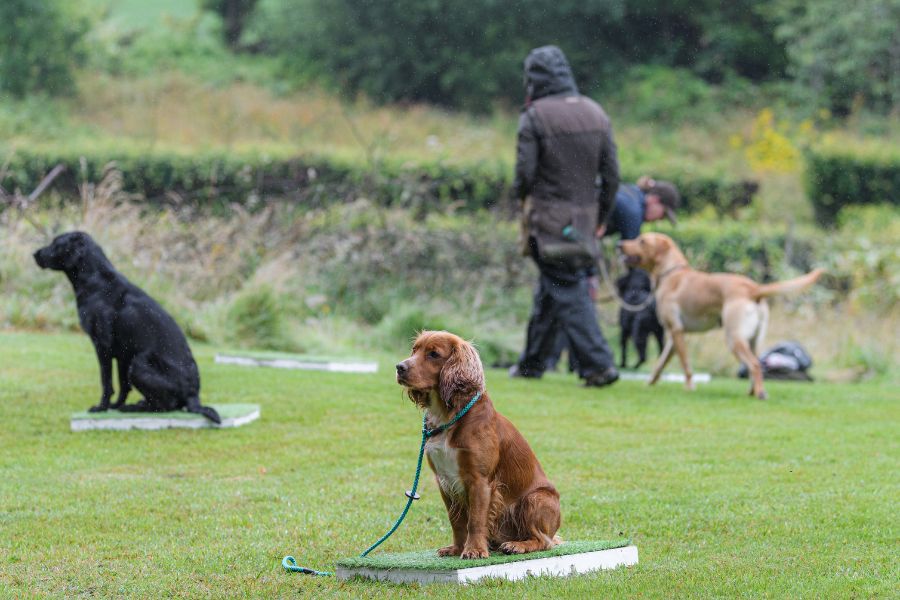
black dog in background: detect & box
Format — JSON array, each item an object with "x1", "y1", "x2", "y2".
[
  {"x1": 616, "y1": 268, "x2": 664, "y2": 369},
  {"x1": 34, "y1": 232, "x2": 221, "y2": 423}
]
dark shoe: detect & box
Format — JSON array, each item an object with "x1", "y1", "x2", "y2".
[
  {"x1": 509, "y1": 364, "x2": 542, "y2": 379},
  {"x1": 583, "y1": 367, "x2": 619, "y2": 387}
]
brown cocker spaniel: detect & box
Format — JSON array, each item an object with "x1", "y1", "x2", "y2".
[{"x1": 396, "y1": 330, "x2": 561, "y2": 559}]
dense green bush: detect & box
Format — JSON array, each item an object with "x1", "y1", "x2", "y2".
[
  {"x1": 616, "y1": 67, "x2": 714, "y2": 124},
  {"x1": 227, "y1": 284, "x2": 298, "y2": 351},
  {"x1": 804, "y1": 143, "x2": 900, "y2": 226},
  {"x1": 251, "y1": 0, "x2": 787, "y2": 112},
  {"x1": 775, "y1": 0, "x2": 900, "y2": 115},
  {"x1": 0, "y1": 0, "x2": 88, "y2": 97}
]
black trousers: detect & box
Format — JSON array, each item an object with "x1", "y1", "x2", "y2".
[{"x1": 517, "y1": 269, "x2": 614, "y2": 379}]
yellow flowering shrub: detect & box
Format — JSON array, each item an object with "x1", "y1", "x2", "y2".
[{"x1": 743, "y1": 109, "x2": 801, "y2": 173}]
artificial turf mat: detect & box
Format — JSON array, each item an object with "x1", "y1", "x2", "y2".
[
  {"x1": 336, "y1": 539, "x2": 632, "y2": 571},
  {"x1": 70, "y1": 403, "x2": 258, "y2": 420}
]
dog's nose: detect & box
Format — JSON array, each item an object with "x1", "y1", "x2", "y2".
[
  {"x1": 396, "y1": 362, "x2": 408, "y2": 375},
  {"x1": 615, "y1": 241, "x2": 624, "y2": 250}
]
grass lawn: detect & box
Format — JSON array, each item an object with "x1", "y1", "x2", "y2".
[
  {"x1": 0, "y1": 331, "x2": 896, "y2": 598},
  {"x1": 82, "y1": 0, "x2": 197, "y2": 27}
]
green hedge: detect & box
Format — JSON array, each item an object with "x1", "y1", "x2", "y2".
[
  {"x1": 0, "y1": 143, "x2": 754, "y2": 214},
  {"x1": 0, "y1": 144, "x2": 510, "y2": 210},
  {"x1": 805, "y1": 143, "x2": 900, "y2": 226}
]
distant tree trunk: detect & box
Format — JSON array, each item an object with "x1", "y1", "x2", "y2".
[
  {"x1": 203, "y1": 0, "x2": 259, "y2": 50},
  {"x1": 891, "y1": 29, "x2": 900, "y2": 115}
]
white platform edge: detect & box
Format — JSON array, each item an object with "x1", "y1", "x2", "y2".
[
  {"x1": 619, "y1": 371, "x2": 711, "y2": 383},
  {"x1": 214, "y1": 354, "x2": 378, "y2": 373},
  {"x1": 335, "y1": 545, "x2": 638, "y2": 585},
  {"x1": 70, "y1": 408, "x2": 260, "y2": 431}
]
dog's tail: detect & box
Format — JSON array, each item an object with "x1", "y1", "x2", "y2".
[
  {"x1": 754, "y1": 268, "x2": 824, "y2": 300},
  {"x1": 187, "y1": 396, "x2": 221, "y2": 424}
]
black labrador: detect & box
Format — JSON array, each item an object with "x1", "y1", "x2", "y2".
[
  {"x1": 34, "y1": 232, "x2": 221, "y2": 423},
  {"x1": 617, "y1": 268, "x2": 665, "y2": 369}
]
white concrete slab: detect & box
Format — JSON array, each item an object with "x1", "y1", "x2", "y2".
[
  {"x1": 618, "y1": 371, "x2": 711, "y2": 383},
  {"x1": 335, "y1": 545, "x2": 638, "y2": 584},
  {"x1": 215, "y1": 354, "x2": 378, "y2": 373},
  {"x1": 70, "y1": 405, "x2": 260, "y2": 431}
]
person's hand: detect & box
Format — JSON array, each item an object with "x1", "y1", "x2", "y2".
[
  {"x1": 595, "y1": 224, "x2": 607, "y2": 238},
  {"x1": 588, "y1": 275, "x2": 600, "y2": 301}
]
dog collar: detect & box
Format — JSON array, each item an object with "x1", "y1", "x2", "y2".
[
  {"x1": 655, "y1": 264, "x2": 688, "y2": 288},
  {"x1": 424, "y1": 390, "x2": 482, "y2": 438}
]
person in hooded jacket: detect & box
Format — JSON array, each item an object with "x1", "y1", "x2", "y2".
[{"x1": 509, "y1": 45, "x2": 620, "y2": 387}]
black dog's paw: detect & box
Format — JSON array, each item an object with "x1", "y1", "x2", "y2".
[{"x1": 88, "y1": 404, "x2": 109, "y2": 413}]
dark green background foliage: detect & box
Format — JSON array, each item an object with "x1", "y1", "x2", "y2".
[
  {"x1": 0, "y1": 0, "x2": 88, "y2": 97},
  {"x1": 805, "y1": 145, "x2": 900, "y2": 226},
  {"x1": 247, "y1": 0, "x2": 789, "y2": 112},
  {"x1": 236, "y1": 0, "x2": 898, "y2": 114},
  {"x1": 775, "y1": 0, "x2": 900, "y2": 115}
]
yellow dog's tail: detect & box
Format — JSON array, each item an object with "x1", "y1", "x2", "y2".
[{"x1": 754, "y1": 268, "x2": 825, "y2": 300}]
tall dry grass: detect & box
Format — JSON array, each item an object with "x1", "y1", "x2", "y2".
[
  {"x1": 3, "y1": 168, "x2": 896, "y2": 381},
  {"x1": 66, "y1": 73, "x2": 763, "y2": 178},
  {"x1": 0, "y1": 164, "x2": 535, "y2": 360},
  {"x1": 72, "y1": 73, "x2": 515, "y2": 168}
]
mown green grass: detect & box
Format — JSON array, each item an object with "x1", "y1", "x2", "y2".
[
  {"x1": 83, "y1": 0, "x2": 196, "y2": 27},
  {"x1": 0, "y1": 331, "x2": 896, "y2": 598}
]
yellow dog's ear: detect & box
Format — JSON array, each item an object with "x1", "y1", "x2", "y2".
[
  {"x1": 652, "y1": 234, "x2": 671, "y2": 262},
  {"x1": 439, "y1": 339, "x2": 484, "y2": 411}
]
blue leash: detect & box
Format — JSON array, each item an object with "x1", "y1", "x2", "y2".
[{"x1": 282, "y1": 391, "x2": 483, "y2": 575}]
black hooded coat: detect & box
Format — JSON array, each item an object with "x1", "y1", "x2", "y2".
[{"x1": 514, "y1": 46, "x2": 620, "y2": 274}]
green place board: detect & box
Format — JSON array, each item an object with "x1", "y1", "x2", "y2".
[{"x1": 335, "y1": 539, "x2": 637, "y2": 584}]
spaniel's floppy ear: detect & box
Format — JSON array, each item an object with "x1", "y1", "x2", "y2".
[{"x1": 439, "y1": 339, "x2": 485, "y2": 410}]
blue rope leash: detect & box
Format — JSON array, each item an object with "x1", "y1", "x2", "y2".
[{"x1": 282, "y1": 391, "x2": 483, "y2": 575}]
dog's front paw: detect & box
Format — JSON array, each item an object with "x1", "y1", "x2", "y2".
[
  {"x1": 437, "y1": 545, "x2": 462, "y2": 557},
  {"x1": 460, "y1": 546, "x2": 489, "y2": 559},
  {"x1": 499, "y1": 541, "x2": 528, "y2": 555},
  {"x1": 88, "y1": 404, "x2": 109, "y2": 413}
]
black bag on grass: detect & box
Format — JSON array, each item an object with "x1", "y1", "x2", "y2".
[{"x1": 738, "y1": 341, "x2": 814, "y2": 381}]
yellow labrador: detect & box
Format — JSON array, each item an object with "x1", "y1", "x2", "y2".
[{"x1": 618, "y1": 233, "x2": 823, "y2": 399}]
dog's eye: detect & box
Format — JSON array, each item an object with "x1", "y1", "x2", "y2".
[
  {"x1": 427, "y1": 350, "x2": 441, "y2": 359},
  {"x1": 639, "y1": 239, "x2": 646, "y2": 245}
]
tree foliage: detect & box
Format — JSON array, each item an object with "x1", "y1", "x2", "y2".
[
  {"x1": 775, "y1": 0, "x2": 900, "y2": 114},
  {"x1": 252, "y1": 0, "x2": 789, "y2": 112},
  {"x1": 0, "y1": 0, "x2": 87, "y2": 98}
]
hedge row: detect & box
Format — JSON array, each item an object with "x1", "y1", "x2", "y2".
[
  {"x1": 805, "y1": 143, "x2": 900, "y2": 226},
  {"x1": 0, "y1": 144, "x2": 755, "y2": 214}
]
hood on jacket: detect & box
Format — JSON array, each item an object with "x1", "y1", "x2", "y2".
[{"x1": 524, "y1": 45, "x2": 578, "y2": 103}]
